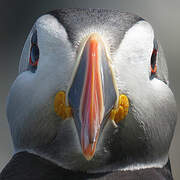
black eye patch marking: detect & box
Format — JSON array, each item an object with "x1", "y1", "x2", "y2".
[
  {"x1": 28, "y1": 30, "x2": 39, "y2": 73},
  {"x1": 150, "y1": 39, "x2": 158, "y2": 78}
]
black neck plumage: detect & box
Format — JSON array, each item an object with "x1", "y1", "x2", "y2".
[{"x1": 0, "y1": 151, "x2": 173, "y2": 180}]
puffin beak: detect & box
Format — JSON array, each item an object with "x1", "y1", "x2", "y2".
[{"x1": 68, "y1": 34, "x2": 117, "y2": 160}]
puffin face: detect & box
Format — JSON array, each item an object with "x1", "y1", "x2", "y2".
[{"x1": 7, "y1": 9, "x2": 177, "y2": 172}]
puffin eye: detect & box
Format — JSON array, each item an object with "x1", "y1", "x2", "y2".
[
  {"x1": 30, "y1": 45, "x2": 39, "y2": 66},
  {"x1": 150, "y1": 39, "x2": 158, "y2": 77},
  {"x1": 28, "y1": 30, "x2": 39, "y2": 73}
]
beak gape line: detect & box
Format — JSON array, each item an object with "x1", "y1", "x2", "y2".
[{"x1": 54, "y1": 33, "x2": 129, "y2": 160}]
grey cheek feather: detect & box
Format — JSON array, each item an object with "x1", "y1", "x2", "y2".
[
  {"x1": 7, "y1": 72, "x2": 59, "y2": 150},
  {"x1": 156, "y1": 41, "x2": 169, "y2": 84},
  {"x1": 19, "y1": 26, "x2": 36, "y2": 74},
  {"x1": 128, "y1": 80, "x2": 177, "y2": 157}
]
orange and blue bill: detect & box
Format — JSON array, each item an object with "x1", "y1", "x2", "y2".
[{"x1": 68, "y1": 34, "x2": 117, "y2": 160}]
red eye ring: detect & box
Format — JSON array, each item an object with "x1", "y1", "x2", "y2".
[
  {"x1": 151, "y1": 64, "x2": 157, "y2": 74},
  {"x1": 150, "y1": 48, "x2": 158, "y2": 75},
  {"x1": 29, "y1": 44, "x2": 39, "y2": 67},
  {"x1": 29, "y1": 55, "x2": 38, "y2": 66}
]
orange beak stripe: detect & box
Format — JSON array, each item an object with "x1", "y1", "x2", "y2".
[{"x1": 80, "y1": 34, "x2": 105, "y2": 160}]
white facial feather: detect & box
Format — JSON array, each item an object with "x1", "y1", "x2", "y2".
[{"x1": 113, "y1": 21, "x2": 154, "y2": 90}]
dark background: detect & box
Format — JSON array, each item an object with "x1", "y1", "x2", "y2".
[{"x1": 0, "y1": 0, "x2": 179, "y2": 179}]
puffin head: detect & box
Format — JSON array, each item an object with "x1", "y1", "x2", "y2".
[{"x1": 7, "y1": 9, "x2": 177, "y2": 172}]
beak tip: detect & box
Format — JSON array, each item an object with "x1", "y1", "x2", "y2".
[
  {"x1": 83, "y1": 151, "x2": 95, "y2": 161},
  {"x1": 83, "y1": 154, "x2": 94, "y2": 161},
  {"x1": 82, "y1": 142, "x2": 97, "y2": 161}
]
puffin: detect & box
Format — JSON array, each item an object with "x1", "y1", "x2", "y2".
[{"x1": 0, "y1": 8, "x2": 177, "y2": 180}]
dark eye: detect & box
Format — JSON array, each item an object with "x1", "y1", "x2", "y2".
[
  {"x1": 30, "y1": 45, "x2": 39, "y2": 66},
  {"x1": 150, "y1": 39, "x2": 158, "y2": 77},
  {"x1": 28, "y1": 30, "x2": 39, "y2": 73}
]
